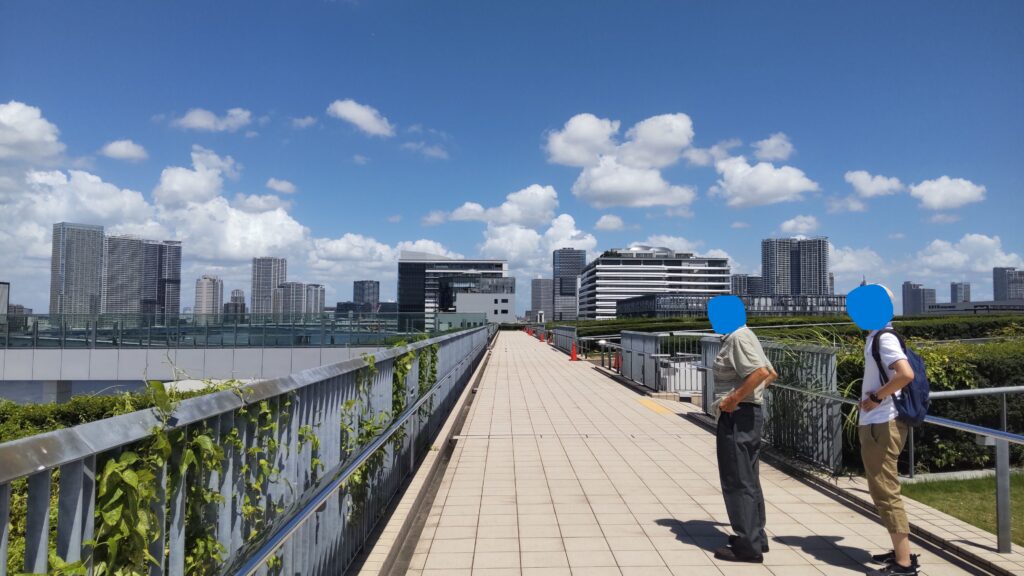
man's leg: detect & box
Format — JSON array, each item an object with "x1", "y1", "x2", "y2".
[
  {"x1": 717, "y1": 411, "x2": 746, "y2": 543},
  {"x1": 729, "y1": 405, "x2": 764, "y2": 557},
  {"x1": 750, "y1": 406, "x2": 767, "y2": 548}
]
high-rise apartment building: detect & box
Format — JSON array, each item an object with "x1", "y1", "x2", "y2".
[
  {"x1": 578, "y1": 246, "x2": 730, "y2": 320},
  {"x1": 305, "y1": 283, "x2": 325, "y2": 314},
  {"x1": 530, "y1": 278, "x2": 553, "y2": 323},
  {"x1": 194, "y1": 275, "x2": 224, "y2": 322},
  {"x1": 251, "y1": 257, "x2": 287, "y2": 317},
  {"x1": 274, "y1": 281, "x2": 306, "y2": 321},
  {"x1": 102, "y1": 236, "x2": 181, "y2": 323},
  {"x1": 950, "y1": 282, "x2": 971, "y2": 304},
  {"x1": 730, "y1": 274, "x2": 764, "y2": 297},
  {"x1": 553, "y1": 248, "x2": 587, "y2": 321},
  {"x1": 994, "y1": 267, "x2": 1024, "y2": 301},
  {"x1": 353, "y1": 280, "x2": 380, "y2": 312},
  {"x1": 902, "y1": 281, "x2": 936, "y2": 316},
  {"x1": 50, "y1": 223, "x2": 105, "y2": 317},
  {"x1": 223, "y1": 289, "x2": 247, "y2": 318},
  {"x1": 398, "y1": 251, "x2": 508, "y2": 331},
  {"x1": 141, "y1": 240, "x2": 181, "y2": 322},
  {"x1": 761, "y1": 237, "x2": 830, "y2": 296}
]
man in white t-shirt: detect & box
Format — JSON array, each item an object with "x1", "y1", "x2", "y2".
[{"x1": 849, "y1": 284, "x2": 919, "y2": 576}]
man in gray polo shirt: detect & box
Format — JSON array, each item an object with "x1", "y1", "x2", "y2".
[{"x1": 709, "y1": 296, "x2": 777, "y2": 563}]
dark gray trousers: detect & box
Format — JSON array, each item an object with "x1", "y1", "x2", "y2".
[{"x1": 716, "y1": 403, "x2": 766, "y2": 557}]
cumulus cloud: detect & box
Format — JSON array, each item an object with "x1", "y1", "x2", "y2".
[
  {"x1": 752, "y1": 132, "x2": 794, "y2": 161},
  {"x1": 100, "y1": 139, "x2": 148, "y2": 161},
  {"x1": 153, "y1": 145, "x2": 239, "y2": 208},
  {"x1": 266, "y1": 177, "x2": 297, "y2": 194},
  {"x1": 387, "y1": 214, "x2": 402, "y2": 223},
  {"x1": 0, "y1": 100, "x2": 65, "y2": 162},
  {"x1": 422, "y1": 211, "x2": 447, "y2": 226},
  {"x1": 479, "y1": 214, "x2": 596, "y2": 277},
  {"x1": 780, "y1": 215, "x2": 819, "y2": 235},
  {"x1": 352, "y1": 154, "x2": 369, "y2": 165},
  {"x1": 929, "y1": 213, "x2": 960, "y2": 224},
  {"x1": 709, "y1": 155, "x2": 820, "y2": 207},
  {"x1": 909, "y1": 176, "x2": 986, "y2": 210},
  {"x1": 632, "y1": 235, "x2": 702, "y2": 253},
  {"x1": 172, "y1": 108, "x2": 252, "y2": 132},
  {"x1": 232, "y1": 193, "x2": 292, "y2": 213},
  {"x1": 447, "y1": 184, "x2": 558, "y2": 227},
  {"x1": 572, "y1": 156, "x2": 696, "y2": 208},
  {"x1": 827, "y1": 195, "x2": 867, "y2": 213},
  {"x1": 829, "y1": 243, "x2": 886, "y2": 287},
  {"x1": 291, "y1": 116, "x2": 317, "y2": 129},
  {"x1": 730, "y1": 221, "x2": 750, "y2": 229},
  {"x1": 401, "y1": 141, "x2": 449, "y2": 159},
  {"x1": 326, "y1": 99, "x2": 395, "y2": 137},
  {"x1": 682, "y1": 139, "x2": 741, "y2": 167},
  {"x1": 844, "y1": 170, "x2": 903, "y2": 198},
  {"x1": 545, "y1": 113, "x2": 619, "y2": 167},
  {"x1": 913, "y1": 234, "x2": 1022, "y2": 275},
  {"x1": 595, "y1": 214, "x2": 624, "y2": 231},
  {"x1": 617, "y1": 114, "x2": 694, "y2": 168}
]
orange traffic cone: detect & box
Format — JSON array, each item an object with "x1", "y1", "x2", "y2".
[
  {"x1": 540, "y1": 332, "x2": 545, "y2": 343},
  {"x1": 570, "y1": 341, "x2": 578, "y2": 361},
  {"x1": 613, "y1": 352, "x2": 621, "y2": 371}
]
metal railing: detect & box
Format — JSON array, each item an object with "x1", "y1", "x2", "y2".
[
  {"x1": 767, "y1": 382, "x2": 1023, "y2": 553},
  {"x1": 0, "y1": 313, "x2": 444, "y2": 349},
  {"x1": 549, "y1": 326, "x2": 577, "y2": 354},
  {"x1": 619, "y1": 331, "x2": 712, "y2": 395},
  {"x1": 0, "y1": 324, "x2": 495, "y2": 575}
]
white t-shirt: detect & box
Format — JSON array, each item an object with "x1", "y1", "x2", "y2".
[{"x1": 860, "y1": 325, "x2": 908, "y2": 426}]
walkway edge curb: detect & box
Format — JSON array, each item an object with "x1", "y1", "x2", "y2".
[{"x1": 354, "y1": 333, "x2": 496, "y2": 575}]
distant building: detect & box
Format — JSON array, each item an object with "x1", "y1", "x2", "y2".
[
  {"x1": 0, "y1": 281, "x2": 8, "y2": 322},
  {"x1": 578, "y1": 246, "x2": 730, "y2": 320},
  {"x1": 994, "y1": 267, "x2": 1024, "y2": 301},
  {"x1": 398, "y1": 251, "x2": 508, "y2": 331},
  {"x1": 252, "y1": 257, "x2": 287, "y2": 318},
  {"x1": 531, "y1": 278, "x2": 553, "y2": 323},
  {"x1": 828, "y1": 272, "x2": 835, "y2": 295},
  {"x1": 353, "y1": 280, "x2": 380, "y2": 312},
  {"x1": 925, "y1": 300, "x2": 1024, "y2": 316},
  {"x1": 305, "y1": 283, "x2": 325, "y2": 315},
  {"x1": 618, "y1": 293, "x2": 847, "y2": 319},
  {"x1": 194, "y1": 275, "x2": 224, "y2": 323},
  {"x1": 761, "y1": 237, "x2": 830, "y2": 296},
  {"x1": 553, "y1": 248, "x2": 587, "y2": 321},
  {"x1": 730, "y1": 274, "x2": 764, "y2": 297},
  {"x1": 448, "y1": 277, "x2": 516, "y2": 324},
  {"x1": 140, "y1": 240, "x2": 181, "y2": 323},
  {"x1": 275, "y1": 281, "x2": 306, "y2": 321},
  {"x1": 378, "y1": 302, "x2": 398, "y2": 315},
  {"x1": 950, "y1": 282, "x2": 971, "y2": 304},
  {"x1": 50, "y1": 222, "x2": 105, "y2": 317},
  {"x1": 902, "y1": 281, "x2": 936, "y2": 316},
  {"x1": 223, "y1": 289, "x2": 247, "y2": 319}
]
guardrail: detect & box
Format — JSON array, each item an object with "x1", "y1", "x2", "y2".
[
  {"x1": 549, "y1": 326, "x2": 577, "y2": 354},
  {"x1": 0, "y1": 313, "x2": 441, "y2": 349},
  {"x1": 0, "y1": 324, "x2": 495, "y2": 575}
]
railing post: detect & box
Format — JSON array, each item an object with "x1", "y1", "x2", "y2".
[
  {"x1": 995, "y1": 438, "x2": 1012, "y2": 553},
  {"x1": 908, "y1": 427, "x2": 915, "y2": 479}
]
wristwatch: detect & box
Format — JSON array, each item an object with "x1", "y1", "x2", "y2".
[{"x1": 869, "y1": 392, "x2": 883, "y2": 403}]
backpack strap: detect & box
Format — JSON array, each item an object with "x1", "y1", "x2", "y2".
[{"x1": 871, "y1": 328, "x2": 906, "y2": 386}]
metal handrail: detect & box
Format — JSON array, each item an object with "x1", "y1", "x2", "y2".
[
  {"x1": 233, "y1": 330, "x2": 490, "y2": 575},
  {"x1": 930, "y1": 386, "x2": 1024, "y2": 399}
]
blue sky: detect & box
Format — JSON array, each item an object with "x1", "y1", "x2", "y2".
[{"x1": 1, "y1": 0, "x2": 1022, "y2": 314}]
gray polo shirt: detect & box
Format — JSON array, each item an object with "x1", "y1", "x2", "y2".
[{"x1": 712, "y1": 326, "x2": 774, "y2": 404}]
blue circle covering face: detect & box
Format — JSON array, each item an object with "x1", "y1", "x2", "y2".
[
  {"x1": 847, "y1": 284, "x2": 894, "y2": 331},
  {"x1": 708, "y1": 295, "x2": 746, "y2": 334}
]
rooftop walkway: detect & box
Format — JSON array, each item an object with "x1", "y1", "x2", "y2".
[{"x1": 407, "y1": 331, "x2": 983, "y2": 576}]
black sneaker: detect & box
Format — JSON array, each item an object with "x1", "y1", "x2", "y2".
[
  {"x1": 713, "y1": 545, "x2": 764, "y2": 563},
  {"x1": 871, "y1": 551, "x2": 920, "y2": 566},
  {"x1": 729, "y1": 534, "x2": 770, "y2": 553},
  {"x1": 868, "y1": 561, "x2": 919, "y2": 575}
]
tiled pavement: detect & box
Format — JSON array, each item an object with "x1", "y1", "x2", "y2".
[{"x1": 407, "y1": 331, "x2": 988, "y2": 576}]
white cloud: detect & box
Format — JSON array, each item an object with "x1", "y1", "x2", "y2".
[
  {"x1": 100, "y1": 139, "x2": 148, "y2": 161},
  {"x1": 682, "y1": 139, "x2": 741, "y2": 167},
  {"x1": 387, "y1": 214, "x2": 402, "y2": 223},
  {"x1": 929, "y1": 213, "x2": 960, "y2": 224},
  {"x1": 326, "y1": 99, "x2": 395, "y2": 137},
  {"x1": 909, "y1": 176, "x2": 986, "y2": 210},
  {"x1": 244, "y1": 130, "x2": 259, "y2": 139},
  {"x1": 266, "y1": 177, "x2": 297, "y2": 194},
  {"x1": 752, "y1": 132, "x2": 794, "y2": 161},
  {"x1": 422, "y1": 210, "x2": 447, "y2": 226},
  {"x1": 730, "y1": 221, "x2": 750, "y2": 229},
  {"x1": 780, "y1": 215, "x2": 819, "y2": 235},
  {"x1": 153, "y1": 145, "x2": 239, "y2": 208},
  {"x1": 912, "y1": 234, "x2": 1023, "y2": 277},
  {"x1": 545, "y1": 113, "x2": 619, "y2": 167},
  {"x1": 844, "y1": 170, "x2": 903, "y2": 198},
  {"x1": 709, "y1": 155, "x2": 820, "y2": 207},
  {"x1": 401, "y1": 141, "x2": 449, "y2": 159},
  {"x1": 827, "y1": 195, "x2": 867, "y2": 213},
  {"x1": 572, "y1": 155, "x2": 696, "y2": 208},
  {"x1": 172, "y1": 108, "x2": 252, "y2": 132},
  {"x1": 0, "y1": 101, "x2": 65, "y2": 162},
  {"x1": 479, "y1": 214, "x2": 596, "y2": 277},
  {"x1": 447, "y1": 184, "x2": 558, "y2": 227},
  {"x1": 595, "y1": 214, "x2": 624, "y2": 231},
  {"x1": 232, "y1": 193, "x2": 292, "y2": 213},
  {"x1": 829, "y1": 244, "x2": 886, "y2": 287},
  {"x1": 291, "y1": 116, "x2": 317, "y2": 129},
  {"x1": 352, "y1": 154, "x2": 369, "y2": 165},
  {"x1": 632, "y1": 235, "x2": 701, "y2": 253},
  {"x1": 889, "y1": 233, "x2": 905, "y2": 240},
  {"x1": 617, "y1": 113, "x2": 694, "y2": 169}
]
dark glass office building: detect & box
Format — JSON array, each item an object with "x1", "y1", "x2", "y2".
[
  {"x1": 553, "y1": 248, "x2": 587, "y2": 321},
  {"x1": 398, "y1": 251, "x2": 507, "y2": 331}
]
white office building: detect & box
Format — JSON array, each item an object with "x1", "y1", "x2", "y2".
[{"x1": 194, "y1": 275, "x2": 224, "y2": 322}]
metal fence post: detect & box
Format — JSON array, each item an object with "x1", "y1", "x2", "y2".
[{"x1": 995, "y1": 438, "x2": 1012, "y2": 553}]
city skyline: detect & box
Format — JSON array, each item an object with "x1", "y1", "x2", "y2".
[{"x1": 1, "y1": 2, "x2": 1021, "y2": 315}]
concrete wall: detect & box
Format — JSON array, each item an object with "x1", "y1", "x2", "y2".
[
  {"x1": 0, "y1": 346, "x2": 384, "y2": 382},
  {"x1": 455, "y1": 293, "x2": 517, "y2": 324}
]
